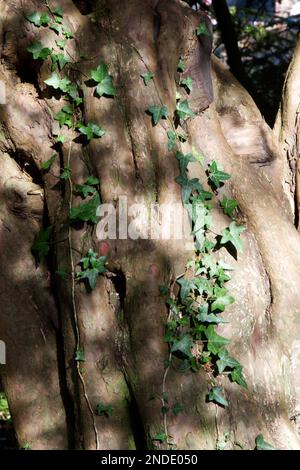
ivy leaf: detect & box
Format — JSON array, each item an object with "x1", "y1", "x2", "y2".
[
  {"x1": 207, "y1": 387, "x2": 228, "y2": 407},
  {"x1": 176, "y1": 151, "x2": 197, "y2": 176},
  {"x1": 55, "y1": 134, "x2": 68, "y2": 144},
  {"x1": 148, "y1": 105, "x2": 169, "y2": 125},
  {"x1": 60, "y1": 166, "x2": 71, "y2": 180},
  {"x1": 75, "y1": 177, "x2": 99, "y2": 198},
  {"x1": 216, "y1": 349, "x2": 240, "y2": 374},
  {"x1": 177, "y1": 59, "x2": 186, "y2": 72},
  {"x1": 62, "y1": 27, "x2": 74, "y2": 39},
  {"x1": 141, "y1": 72, "x2": 154, "y2": 86},
  {"x1": 44, "y1": 72, "x2": 71, "y2": 92},
  {"x1": 175, "y1": 175, "x2": 203, "y2": 203},
  {"x1": 41, "y1": 154, "x2": 56, "y2": 171},
  {"x1": 180, "y1": 76, "x2": 193, "y2": 92},
  {"x1": 197, "y1": 303, "x2": 228, "y2": 324},
  {"x1": 66, "y1": 83, "x2": 81, "y2": 103},
  {"x1": 54, "y1": 110, "x2": 73, "y2": 128},
  {"x1": 78, "y1": 122, "x2": 106, "y2": 140},
  {"x1": 32, "y1": 226, "x2": 53, "y2": 263},
  {"x1": 26, "y1": 11, "x2": 41, "y2": 26},
  {"x1": 171, "y1": 335, "x2": 193, "y2": 358},
  {"x1": 51, "y1": 53, "x2": 70, "y2": 70},
  {"x1": 153, "y1": 432, "x2": 167, "y2": 443},
  {"x1": 27, "y1": 41, "x2": 52, "y2": 60},
  {"x1": 96, "y1": 403, "x2": 113, "y2": 417},
  {"x1": 205, "y1": 324, "x2": 230, "y2": 354},
  {"x1": 56, "y1": 39, "x2": 67, "y2": 49},
  {"x1": 91, "y1": 63, "x2": 116, "y2": 97},
  {"x1": 220, "y1": 195, "x2": 238, "y2": 217},
  {"x1": 40, "y1": 12, "x2": 51, "y2": 25},
  {"x1": 196, "y1": 23, "x2": 211, "y2": 37},
  {"x1": 49, "y1": 22, "x2": 61, "y2": 34},
  {"x1": 76, "y1": 249, "x2": 107, "y2": 289},
  {"x1": 75, "y1": 349, "x2": 85, "y2": 362},
  {"x1": 220, "y1": 221, "x2": 246, "y2": 253},
  {"x1": 211, "y1": 285, "x2": 235, "y2": 312},
  {"x1": 86, "y1": 176, "x2": 100, "y2": 186},
  {"x1": 52, "y1": 6, "x2": 64, "y2": 17},
  {"x1": 255, "y1": 434, "x2": 276, "y2": 451},
  {"x1": 176, "y1": 277, "x2": 195, "y2": 302},
  {"x1": 176, "y1": 100, "x2": 195, "y2": 120},
  {"x1": 208, "y1": 161, "x2": 230, "y2": 189},
  {"x1": 70, "y1": 192, "x2": 100, "y2": 224},
  {"x1": 167, "y1": 130, "x2": 177, "y2": 151},
  {"x1": 26, "y1": 12, "x2": 50, "y2": 27},
  {"x1": 230, "y1": 366, "x2": 247, "y2": 388},
  {"x1": 172, "y1": 403, "x2": 184, "y2": 416}
]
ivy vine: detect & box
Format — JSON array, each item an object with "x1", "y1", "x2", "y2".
[{"x1": 28, "y1": 5, "x2": 250, "y2": 450}]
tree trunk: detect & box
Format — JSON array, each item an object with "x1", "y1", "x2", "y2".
[{"x1": 1, "y1": 0, "x2": 300, "y2": 450}]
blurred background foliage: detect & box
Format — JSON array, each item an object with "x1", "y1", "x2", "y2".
[{"x1": 185, "y1": 0, "x2": 300, "y2": 124}]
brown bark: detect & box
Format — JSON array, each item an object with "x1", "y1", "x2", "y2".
[{"x1": 0, "y1": 0, "x2": 300, "y2": 450}]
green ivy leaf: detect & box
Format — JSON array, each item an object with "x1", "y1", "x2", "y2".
[
  {"x1": 175, "y1": 175, "x2": 203, "y2": 203},
  {"x1": 76, "y1": 249, "x2": 107, "y2": 289},
  {"x1": 27, "y1": 41, "x2": 52, "y2": 60},
  {"x1": 177, "y1": 59, "x2": 186, "y2": 72},
  {"x1": 216, "y1": 349, "x2": 240, "y2": 374},
  {"x1": 230, "y1": 366, "x2": 247, "y2": 388},
  {"x1": 171, "y1": 335, "x2": 193, "y2": 358},
  {"x1": 208, "y1": 161, "x2": 230, "y2": 188},
  {"x1": 205, "y1": 324, "x2": 230, "y2": 354},
  {"x1": 197, "y1": 303, "x2": 228, "y2": 324},
  {"x1": 52, "y1": 6, "x2": 64, "y2": 17},
  {"x1": 176, "y1": 100, "x2": 195, "y2": 120},
  {"x1": 141, "y1": 72, "x2": 154, "y2": 86},
  {"x1": 196, "y1": 23, "x2": 211, "y2": 37},
  {"x1": 26, "y1": 11, "x2": 41, "y2": 26},
  {"x1": 180, "y1": 76, "x2": 193, "y2": 92},
  {"x1": 153, "y1": 432, "x2": 168, "y2": 443},
  {"x1": 26, "y1": 11, "x2": 50, "y2": 27},
  {"x1": 75, "y1": 177, "x2": 99, "y2": 198},
  {"x1": 41, "y1": 154, "x2": 56, "y2": 171},
  {"x1": 176, "y1": 151, "x2": 197, "y2": 176},
  {"x1": 49, "y1": 22, "x2": 61, "y2": 34},
  {"x1": 56, "y1": 39, "x2": 67, "y2": 49},
  {"x1": 78, "y1": 122, "x2": 106, "y2": 140},
  {"x1": 60, "y1": 166, "x2": 71, "y2": 180},
  {"x1": 220, "y1": 195, "x2": 238, "y2": 217},
  {"x1": 148, "y1": 105, "x2": 169, "y2": 125},
  {"x1": 172, "y1": 403, "x2": 184, "y2": 415},
  {"x1": 44, "y1": 72, "x2": 71, "y2": 92},
  {"x1": 207, "y1": 387, "x2": 228, "y2": 407},
  {"x1": 91, "y1": 63, "x2": 116, "y2": 97},
  {"x1": 75, "y1": 349, "x2": 85, "y2": 362},
  {"x1": 96, "y1": 402, "x2": 113, "y2": 417},
  {"x1": 51, "y1": 53, "x2": 70, "y2": 70},
  {"x1": 211, "y1": 285, "x2": 235, "y2": 312},
  {"x1": 220, "y1": 221, "x2": 246, "y2": 253},
  {"x1": 70, "y1": 192, "x2": 100, "y2": 224},
  {"x1": 32, "y1": 226, "x2": 53, "y2": 263},
  {"x1": 55, "y1": 134, "x2": 68, "y2": 144},
  {"x1": 176, "y1": 277, "x2": 195, "y2": 302},
  {"x1": 255, "y1": 434, "x2": 276, "y2": 451},
  {"x1": 62, "y1": 28, "x2": 74, "y2": 39},
  {"x1": 167, "y1": 130, "x2": 177, "y2": 151},
  {"x1": 54, "y1": 109, "x2": 73, "y2": 128}
]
